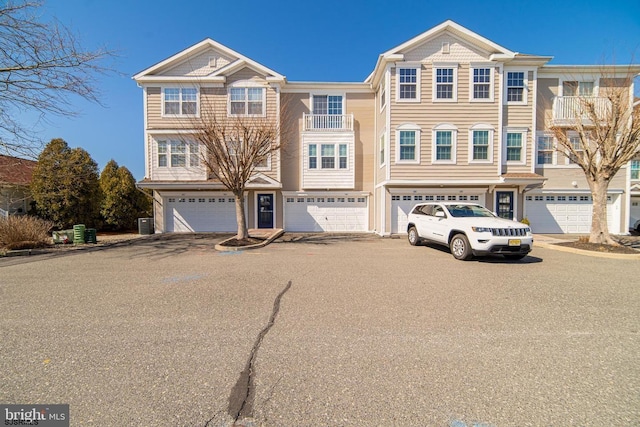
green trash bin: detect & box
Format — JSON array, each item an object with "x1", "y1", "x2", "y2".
[
  {"x1": 84, "y1": 228, "x2": 97, "y2": 244},
  {"x1": 73, "y1": 224, "x2": 86, "y2": 244}
]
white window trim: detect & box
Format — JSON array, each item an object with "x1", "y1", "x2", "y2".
[
  {"x1": 227, "y1": 81, "x2": 267, "y2": 117},
  {"x1": 379, "y1": 129, "x2": 386, "y2": 168},
  {"x1": 504, "y1": 70, "x2": 528, "y2": 105},
  {"x1": 468, "y1": 124, "x2": 494, "y2": 164},
  {"x1": 395, "y1": 123, "x2": 421, "y2": 164},
  {"x1": 161, "y1": 86, "x2": 200, "y2": 118},
  {"x1": 309, "y1": 92, "x2": 346, "y2": 114},
  {"x1": 432, "y1": 123, "x2": 458, "y2": 165},
  {"x1": 432, "y1": 63, "x2": 458, "y2": 103},
  {"x1": 559, "y1": 78, "x2": 599, "y2": 97},
  {"x1": 396, "y1": 64, "x2": 421, "y2": 103},
  {"x1": 503, "y1": 127, "x2": 528, "y2": 165},
  {"x1": 308, "y1": 143, "x2": 349, "y2": 170},
  {"x1": 469, "y1": 64, "x2": 495, "y2": 103},
  {"x1": 156, "y1": 138, "x2": 201, "y2": 169},
  {"x1": 254, "y1": 153, "x2": 272, "y2": 171},
  {"x1": 535, "y1": 132, "x2": 557, "y2": 167},
  {"x1": 564, "y1": 132, "x2": 586, "y2": 167},
  {"x1": 379, "y1": 75, "x2": 387, "y2": 112}
]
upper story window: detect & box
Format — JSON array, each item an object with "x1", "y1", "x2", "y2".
[
  {"x1": 229, "y1": 87, "x2": 264, "y2": 116},
  {"x1": 563, "y1": 81, "x2": 594, "y2": 96},
  {"x1": 537, "y1": 135, "x2": 554, "y2": 165},
  {"x1": 398, "y1": 68, "x2": 419, "y2": 101},
  {"x1": 505, "y1": 131, "x2": 526, "y2": 164},
  {"x1": 468, "y1": 124, "x2": 494, "y2": 164},
  {"x1": 631, "y1": 160, "x2": 640, "y2": 179},
  {"x1": 399, "y1": 131, "x2": 416, "y2": 160},
  {"x1": 506, "y1": 72, "x2": 525, "y2": 103},
  {"x1": 308, "y1": 143, "x2": 348, "y2": 170},
  {"x1": 432, "y1": 124, "x2": 457, "y2": 164},
  {"x1": 434, "y1": 67, "x2": 456, "y2": 101},
  {"x1": 379, "y1": 132, "x2": 386, "y2": 166},
  {"x1": 568, "y1": 136, "x2": 585, "y2": 165},
  {"x1": 163, "y1": 88, "x2": 197, "y2": 116},
  {"x1": 379, "y1": 77, "x2": 386, "y2": 110},
  {"x1": 157, "y1": 139, "x2": 200, "y2": 168},
  {"x1": 472, "y1": 68, "x2": 492, "y2": 101}
]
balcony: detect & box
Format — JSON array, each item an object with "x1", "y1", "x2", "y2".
[
  {"x1": 303, "y1": 113, "x2": 354, "y2": 132},
  {"x1": 552, "y1": 96, "x2": 611, "y2": 127}
]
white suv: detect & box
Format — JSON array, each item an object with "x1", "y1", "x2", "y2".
[{"x1": 406, "y1": 202, "x2": 533, "y2": 261}]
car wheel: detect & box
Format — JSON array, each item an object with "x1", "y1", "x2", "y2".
[
  {"x1": 408, "y1": 226, "x2": 420, "y2": 246},
  {"x1": 450, "y1": 234, "x2": 472, "y2": 260},
  {"x1": 504, "y1": 254, "x2": 526, "y2": 260}
]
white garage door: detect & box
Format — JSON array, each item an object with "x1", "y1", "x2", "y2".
[
  {"x1": 284, "y1": 196, "x2": 368, "y2": 232},
  {"x1": 525, "y1": 194, "x2": 618, "y2": 233},
  {"x1": 391, "y1": 193, "x2": 486, "y2": 234},
  {"x1": 165, "y1": 196, "x2": 238, "y2": 232}
]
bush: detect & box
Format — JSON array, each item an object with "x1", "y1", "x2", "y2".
[{"x1": 0, "y1": 216, "x2": 54, "y2": 250}]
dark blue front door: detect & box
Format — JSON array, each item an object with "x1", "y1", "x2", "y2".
[
  {"x1": 257, "y1": 194, "x2": 274, "y2": 228},
  {"x1": 496, "y1": 191, "x2": 514, "y2": 219}
]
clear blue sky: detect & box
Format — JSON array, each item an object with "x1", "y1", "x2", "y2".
[{"x1": 38, "y1": 0, "x2": 640, "y2": 180}]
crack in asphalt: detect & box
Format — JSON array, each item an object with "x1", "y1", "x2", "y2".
[{"x1": 227, "y1": 280, "x2": 293, "y2": 423}]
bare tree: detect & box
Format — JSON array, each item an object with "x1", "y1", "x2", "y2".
[
  {"x1": 190, "y1": 99, "x2": 289, "y2": 241},
  {"x1": 0, "y1": 0, "x2": 114, "y2": 158},
  {"x1": 549, "y1": 70, "x2": 640, "y2": 245}
]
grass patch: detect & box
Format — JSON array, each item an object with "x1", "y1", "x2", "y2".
[{"x1": 0, "y1": 216, "x2": 54, "y2": 250}]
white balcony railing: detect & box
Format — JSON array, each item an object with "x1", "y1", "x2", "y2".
[
  {"x1": 303, "y1": 113, "x2": 354, "y2": 132},
  {"x1": 552, "y1": 96, "x2": 611, "y2": 125}
]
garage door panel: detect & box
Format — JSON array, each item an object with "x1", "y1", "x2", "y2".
[
  {"x1": 165, "y1": 196, "x2": 238, "y2": 232},
  {"x1": 284, "y1": 197, "x2": 367, "y2": 232},
  {"x1": 526, "y1": 194, "x2": 618, "y2": 234}
]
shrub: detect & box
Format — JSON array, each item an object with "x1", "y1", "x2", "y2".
[
  {"x1": 0, "y1": 216, "x2": 54, "y2": 250},
  {"x1": 520, "y1": 217, "x2": 530, "y2": 225}
]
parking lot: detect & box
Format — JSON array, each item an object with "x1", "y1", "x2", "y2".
[{"x1": 1, "y1": 234, "x2": 639, "y2": 426}]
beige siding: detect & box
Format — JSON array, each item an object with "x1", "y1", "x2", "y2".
[
  {"x1": 536, "y1": 167, "x2": 627, "y2": 190},
  {"x1": 347, "y1": 92, "x2": 375, "y2": 193},
  {"x1": 388, "y1": 65, "x2": 502, "y2": 180},
  {"x1": 280, "y1": 93, "x2": 307, "y2": 191},
  {"x1": 537, "y1": 78, "x2": 558, "y2": 131},
  {"x1": 158, "y1": 48, "x2": 234, "y2": 76},
  {"x1": 403, "y1": 33, "x2": 490, "y2": 63}
]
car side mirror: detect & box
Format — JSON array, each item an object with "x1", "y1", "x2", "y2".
[{"x1": 435, "y1": 211, "x2": 445, "y2": 218}]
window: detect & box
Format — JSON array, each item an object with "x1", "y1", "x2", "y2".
[
  {"x1": 506, "y1": 133, "x2": 523, "y2": 162},
  {"x1": 312, "y1": 95, "x2": 343, "y2": 128},
  {"x1": 398, "y1": 68, "x2": 418, "y2": 100},
  {"x1": 321, "y1": 145, "x2": 334, "y2": 169},
  {"x1": 631, "y1": 160, "x2": 640, "y2": 179},
  {"x1": 472, "y1": 130, "x2": 489, "y2": 161},
  {"x1": 568, "y1": 136, "x2": 584, "y2": 165},
  {"x1": 163, "y1": 88, "x2": 197, "y2": 116},
  {"x1": 434, "y1": 67, "x2": 455, "y2": 100},
  {"x1": 379, "y1": 133, "x2": 386, "y2": 166},
  {"x1": 399, "y1": 131, "x2": 416, "y2": 161},
  {"x1": 506, "y1": 72, "x2": 525, "y2": 103},
  {"x1": 308, "y1": 144, "x2": 317, "y2": 169},
  {"x1": 157, "y1": 139, "x2": 199, "y2": 168},
  {"x1": 472, "y1": 68, "x2": 491, "y2": 100},
  {"x1": 537, "y1": 135, "x2": 554, "y2": 165},
  {"x1": 229, "y1": 87, "x2": 264, "y2": 116},
  {"x1": 380, "y1": 78, "x2": 386, "y2": 110},
  {"x1": 563, "y1": 81, "x2": 594, "y2": 96},
  {"x1": 435, "y1": 131, "x2": 452, "y2": 161},
  {"x1": 339, "y1": 144, "x2": 347, "y2": 169},
  {"x1": 432, "y1": 124, "x2": 457, "y2": 164}
]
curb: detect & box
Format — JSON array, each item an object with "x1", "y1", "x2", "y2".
[
  {"x1": 215, "y1": 229, "x2": 285, "y2": 252},
  {"x1": 534, "y1": 241, "x2": 640, "y2": 260}
]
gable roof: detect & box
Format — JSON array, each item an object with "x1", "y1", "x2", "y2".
[
  {"x1": 0, "y1": 155, "x2": 36, "y2": 186},
  {"x1": 133, "y1": 38, "x2": 286, "y2": 83}
]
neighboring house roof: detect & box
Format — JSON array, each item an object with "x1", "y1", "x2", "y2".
[{"x1": 0, "y1": 155, "x2": 36, "y2": 186}]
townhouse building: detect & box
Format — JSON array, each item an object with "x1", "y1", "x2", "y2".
[{"x1": 134, "y1": 20, "x2": 640, "y2": 235}]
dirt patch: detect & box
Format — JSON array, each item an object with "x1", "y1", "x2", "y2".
[
  {"x1": 219, "y1": 237, "x2": 265, "y2": 247},
  {"x1": 555, "y1": 241, "x2": 639, "y2": 254}
]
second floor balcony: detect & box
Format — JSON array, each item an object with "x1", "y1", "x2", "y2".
[
  {"x1": 303, "y1": 113, "x2": 354, "y2": 132},
  {"x1": 552, "y1": 96, "x2": 611, "y2": 127}
]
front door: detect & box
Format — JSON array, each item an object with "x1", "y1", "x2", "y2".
[
  {"x1": 257, "y1": 194, "x2": 274, "y2": 228},
  {"x1": 496, "y1": 191, "x2": 514, "y2": 219}
]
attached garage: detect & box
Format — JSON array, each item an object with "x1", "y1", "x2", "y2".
[
  {"x1": 164, "y1": 195, "x2": 238, "y2": 232},
  {"x1": 284, "y1": 195, "x2": 368, "y2": 232},
  {"x1": 391, "y1": 192, "x2": 486, "y2": 234},
  {"x1": 525, "y1": 193, "x2": 620, "y2": 234}
]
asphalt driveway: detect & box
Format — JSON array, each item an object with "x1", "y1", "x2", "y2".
[{"x1": 1, "y1": 234, "x2": 639, "y2": 426}]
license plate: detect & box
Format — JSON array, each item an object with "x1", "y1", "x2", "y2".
[{"x1": 508, "y1": 239, "x2": 521, "y2": 246}]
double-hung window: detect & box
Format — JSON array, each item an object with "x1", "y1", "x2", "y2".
[
  {"x1": 537, "y1": 135, "x2": 554, "y2": 165},
  {"x1": 399, "y1": 131, "x2": 416, "y2": 161},
  {"x1": 506, "y1": 72, "x2": 525, "y2": 103},
  {"x1": 472, "y1": 68, "x2": 491, "y2": 100},
  {"x1": 472, "y1": 130, "x2": 489, "y2": 161},
  {"x1": 435, "y1": 131, "x2": 452, "y2": 160},
  {"x1": 379, "y1": 133, "x2": 386, "y2": 166},
  {"x1": 308, "y1": 144, "x2": 317, "y2": 169},
  {"x1": 631, "y1": 160, "x2": 640, "y2": 180},
  {"x1": 506, "y1": 132, "x2": 523, "y2": 162},
  {"x1": 321, "y1": 144, "x2": 335, "y2": 169},
  {"x1": 568, "y1": 136, "x2": 585, "y2": 165},
  {"x1": 434, "y1": 67, "x2": 455, "y2": 100},
  {"x1": 229, "y1": 87, "x2": 264, "y2": 116},
  {"x1": 398, "y1": 68, "x2": 418, "y2": 100},
  {"x1": 163, "y1": 88, "x2": 197, "y2": 116},
  {"x1": 157, "y1": 139, "x2": 200, "y2": 168},
  {"x1": 309, "y1": 143, "x2": 348, "y2": 169}
]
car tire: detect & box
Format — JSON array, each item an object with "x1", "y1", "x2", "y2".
[
  {"x1": 504, "y1": 254, "x2": 526, "y2": 260},
  {"x1": 408, "y1": 226, "x2": 420, "y2": 246},
  {"x1": 450, "y1": 234, "x2": 472, "y2": 260}
]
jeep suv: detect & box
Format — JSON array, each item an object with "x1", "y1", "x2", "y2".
[{"x1": 406, "y1": 202, "x2": 533, "y2": 260}]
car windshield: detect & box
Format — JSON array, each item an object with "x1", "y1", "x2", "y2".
[{"x1": 445, "y1": 204, "x2": 495, "y2": 218}]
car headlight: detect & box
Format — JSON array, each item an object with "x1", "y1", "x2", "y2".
[{"x1": 471, "y1": 227, "x2": 492, "y2": 233}]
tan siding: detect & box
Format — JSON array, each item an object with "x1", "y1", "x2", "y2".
[
  {"x1": 537, "y1": 78, "x2": 558, "y2": 131},
  {"x1": 347, "y1": 92, "x2": 375, "y2": 193},
  {"x1": 403, "y1": 33, "x2": 491, "y2": 63},
  {"x1": 388, "y1": 65, "x2": 501, "y2": 181},
  {"x1": 159, "y1": 49, "x2": 234, "y2": 76},
  {"x1": 537, "y1": 167, "x2": 627, "y2": 190},
  {"x1": 280, "y1": 93, "x2": 307, "y2": 191}
]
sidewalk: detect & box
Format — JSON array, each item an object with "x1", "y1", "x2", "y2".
[{"x1": 533, "y1": 234, "x2": 640, "y2": 259}]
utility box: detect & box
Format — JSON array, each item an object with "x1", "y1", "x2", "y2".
[{"x1": 138, "y1": 218, "x2": 155, "y2": 235}]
